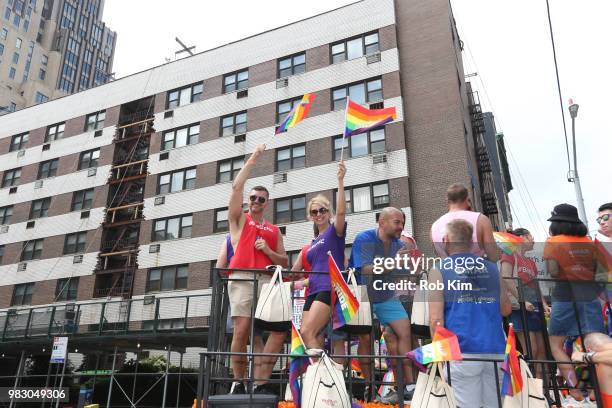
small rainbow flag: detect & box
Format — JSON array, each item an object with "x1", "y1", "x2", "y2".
[
  {"x1": 329, "y1": 252, "x2": 360, "y2": 330},
  {"x1": 350, "y1": 359, "x2": 364, "y2": 379},
  {"x1": 377, "y1": 370, "x2": 395, "y2": 397},
  {"x1": 289, "y1": 321, "x2": 311, "y2": 406},
  {"x1": 501, "y1": 325, "x2": 523, "y2": 396},
  {"x1": 407, "y1": 326, "x2": 462, "y2": 371},
  {"x1": 493, "y1": 231, "x2": 524, "y2": 255},
  {"x1": 275, "y1": 93, "x2": 317, "y2": 134},
  {"x1": 344, "y1": 98, "x2": 397, "y2": 137}
]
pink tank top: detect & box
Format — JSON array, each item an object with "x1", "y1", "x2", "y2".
[{"x1": 431, "y1": 210, "x2": 483, "y2": 257}]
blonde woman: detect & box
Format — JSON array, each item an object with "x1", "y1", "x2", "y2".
[{"x1": 292, "y1": 161, "x2": 346, "y2": 349}]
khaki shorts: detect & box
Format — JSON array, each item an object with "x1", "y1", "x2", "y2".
[{"x1": 228, "y1": 272, "x2": 272, "y2": 318}]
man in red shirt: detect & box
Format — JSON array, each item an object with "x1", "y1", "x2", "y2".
[{"x1": 227, "y1": 143, "x2": 288, "y2": 395}]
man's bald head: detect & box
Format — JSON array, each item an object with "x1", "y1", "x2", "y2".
[{"x1": 378, "y1": 207, "x2": 404, "y2": 240}]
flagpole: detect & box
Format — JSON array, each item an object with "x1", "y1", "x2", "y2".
[{"x1": 339, "y1": 96, "x2": 349, "y2": 161}]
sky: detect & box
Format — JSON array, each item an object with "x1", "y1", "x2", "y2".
[{"x1": 103, "y1": 0, "x2": 610, "y2": 241}]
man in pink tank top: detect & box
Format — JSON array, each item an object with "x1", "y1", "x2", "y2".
[
  {"x1": 430, "y1": 183, "x2": 499, "y2": 261},
  {"x1": 227, "y1": 143, "x2": 288, "y2": 395}
]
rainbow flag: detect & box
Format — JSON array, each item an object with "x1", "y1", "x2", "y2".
[
  {"x1": 350, "y1": 359, "x2": 364, "y2": 379},
  {"x1": 501, "y1": 325, "x2": 523, "y2": 396},
  {"x1": 344, "y1": 98, "x2": 397, "y2": 137},
  {"x1": 378, "y1": 370, "x2": 395, "y2": 397},
  {"x1": 329, "y1": 252, "x2": 359, "y2": 329},
  {"x1": 289, "y1": 321, "x2": 310, "y2": 406},
  {"x1": 407, "y1": 326, "x2": 462, "y2": 372},
  {"x1": 275, "y1": 93, "x2": 317, "y2": 134},
  {"x1": 493, "y1": 231, "x2": 524, "y2": 255}
]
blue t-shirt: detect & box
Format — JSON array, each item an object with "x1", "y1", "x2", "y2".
[
  {"x1": 350, "y1": 228, "x2": 407, "y2": 303},
  {"x1": 438, "y1": 253, "x2": 506, "y2": 354},
  {"x1": 307, "y1": 222, "x2": 347, "y2": 295}
]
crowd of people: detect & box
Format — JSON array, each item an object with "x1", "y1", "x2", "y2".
[{"x1": 216, "y1": 144, "x2": 611, "y2": 408}]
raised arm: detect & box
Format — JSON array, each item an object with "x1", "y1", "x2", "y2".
[
  {"x1": 477, "y1": 213, "x2": 500, "y2": 262},
  {"x1": 334, "y1": 161, "x2": 346, "y2": 237},
  {"x1": 228, "y1": 144, "x2": 266, "y2": 230}
]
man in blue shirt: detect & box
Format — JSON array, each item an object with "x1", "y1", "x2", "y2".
[
  {"x1": 351, "y1": 207, "x2": 416, "y2": 400},
  {"x1": 428, "y1": 219, "x2": 512, "y2": 407}
]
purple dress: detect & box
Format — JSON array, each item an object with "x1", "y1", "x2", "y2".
[{"x1": 306, "y1": 222, "x2": 347, "y2": 295}]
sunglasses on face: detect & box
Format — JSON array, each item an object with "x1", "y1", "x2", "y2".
[
  {"x1": 597, "y1": 214, "x2": 611, "y2": 224},
  {"x1": 249, "y1": 195, "x2": 267, "y2": 204},
  {"x1": 310, "y1": 207, "x2": 329, "y2": 217}
]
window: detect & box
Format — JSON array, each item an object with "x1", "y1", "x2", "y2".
[
  {"x1": 275, "y1": 195, "x2": 306, "y2": 223},
  {"x1": 223, "y1": 69, "x2": 248, "y2": 93},
  {"x1": 41, "y1": 54, "x2": 48, "y2": 65},
  {"x1": 55, "y1": 278, "x2": 78, "y2": 301},
  {"x1": 276, "y1": 144, "x2": 305, "y2": 171},
  {"x1": 166, "y1": 82, "x2": 203, "y2": 109},
  {"x1": 332, "y1": 78, "x2": 382, "y2": 110},
  {"x1": 157, "y1": 167, "x2": 197, "y2": 194},
  {"x1": 30, "y1": 197, "x2": 51, "y2": 219},
  {"x1": 162, "y1": 124, "x2": 199, "y2": 150},
  {"x1": 340, "y1": 182, "x2": 390, "y2": 214},
  {"x1": 64, "y1": 231, "x2": 86, "y2": 254},
  {"x1": 37, "y1": 158, "x2": 59, "y2": 179},
  {"x1": 71, "y1": 188, "x2": 94, "y2": 211},
  {"x1": 4, "y1": 6, "x2": 9, "y2": 20},
  {"x1": 10, "y1": 133, "x2": 28, "y2": 151},
  {"x1": 331, "y1": 32, "x2": 379, "y2": 64},
  {"x1": 0, "y1": 205, "x2": 13, "y2": 224},
  {"x1": 45, "y1": 123, "x2": 65, "y2": 142},
  {"x1": 15, "y1": 37, "x2": 21, "y2": 48},
  {"x1": 220, "y1": 111, "x2": 247, "y2": 136},
  {"x1": 214, "y1": 208, "x2": 228, "y2": 232},
  {"x1": 0, "y1": 245, "x2": 4, "y2": 263},
  {"x1": 35, "y1": 92, "x2": 48, "y2": 104},
  {"x1": 278, "y1": 52, "x2": 306, "y2": 78},
  {"x1": 276, "y1": 97, "x2": 302, "y2": 123},
  {"x1": 22, "y1": 239, "x2": 43, "y2": 260},
  {"x1": 78, "y1": 149, "x2": 100, "y2": 169},
  {"x1": 12, "y1": 283, "x2": 35, "y2": 306},
  {"x1": 153, "y1": 214, "x2": 192, "y2": 241},
  {"x1": 332, "y1": 128, "x2": 385, "y2": 160},
  {"x1": 12, "y1": 52, "x2": 19, "y2": 64},
  {"x1": 217, "y1": 157, "x2": 244, "y2": 183},
  {"x1": 146, "y1": 265, "x2": 188, "y2": 292},
  {"x1": 85, "y1": 110, "x2": 105, "y2": 131},
  {"x1": 8, "y1": 67, "x2": 16, "y2": 79},
  {"x1": 0, "y1": 28, "x2": 6, "y2": 40},
  {"x1": 2, "y1": 168, "x2": 21, "y2": 187},
  {"x1": 0, "y1": 43, "x2": 3, "y2": 55}
]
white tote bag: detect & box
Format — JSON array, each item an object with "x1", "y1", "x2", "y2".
[
  {"x1": 301, "y1": 349, "x2": 351, "y2": 408},
  {"x1": 338, "y1": 268, "x2": 372, "y2": 334},
  {"x1": 411, "y1": 270, "x2": 430, "y2": 336},
  {"x1": 254, "y1": 265, "x2": 292, "y2": 331},
  {"x1": 502, "y1": 359, "x2": 546, "y2": 408},
  {"x1": 410, "y1": 363, "x2": 457, "y2": 408}
]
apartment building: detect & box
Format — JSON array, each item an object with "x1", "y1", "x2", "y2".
[
  {"x1": 0, "y1": 0, "x2": 115, "y2": 113},
  {"x1": 0, "y1": 0, "x2": 505, "y2": 364}
]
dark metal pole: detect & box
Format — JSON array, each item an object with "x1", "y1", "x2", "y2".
[
  {"x1": 9, "y1": 350, "x2": 25, "y2": 408},
  {"x1": 106, "y1": 345, "x2": 118, "y2": 408},
  {"x1": 161, "y1": 345, "x2": 171, "y2": 408},
  {"x1": 175, "y1": 352, "x2": 183, "y2": 408}
]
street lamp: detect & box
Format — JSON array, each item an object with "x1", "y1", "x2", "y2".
[{"x1": 567, "y1": 99, "x2": 589, "y2": 230}]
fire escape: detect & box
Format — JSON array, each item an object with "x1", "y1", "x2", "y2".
[
  {"x1": 93, "y1": 97, "x2": 154, "y2": 298},
  {"x1": 467, "y1": 88, "x2": 499, "y2": 227}
]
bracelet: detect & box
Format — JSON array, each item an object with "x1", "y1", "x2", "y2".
[{"x1": 584, "y1": 351, "x2": 596, "y2": 364}]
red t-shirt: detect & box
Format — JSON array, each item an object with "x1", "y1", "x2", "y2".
[
  {"x1": 501, "y1": 252, "x2": 538, "y2": 287},
  {"x1": 228, "y1": 213, "x2": 279, "y2": 273}
]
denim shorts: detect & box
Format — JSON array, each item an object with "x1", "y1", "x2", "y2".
[
  {"x1": 508, "y1": 309, "x2": 543, "y2": 332},
  {"x1": 372, "y1": 298, "x2": 409, "y2": 328},
  {"x1": 548, "y1": 300, "x2": 605, "y2": 337}
]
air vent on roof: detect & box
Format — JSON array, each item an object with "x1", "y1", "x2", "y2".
[
  {"x1": 9, "y1": 187, "x2": 17, "y2": 194},
  {"x1": 159, "y1": 152, "x2": 169, "y2": 161},
  {"x1": 276, "y1": 78, "x2": 288, "y2": 89},
  {"x1": 80, "y1": 210, "x2": 90, "y2": 219},
  {"x1": 369, "y1": 102, "x2": 384, "y2": 110},
  {"x1": 18, "y1": 262, "x2": 27, "y2": 271},
  {"x1": 366, "y1": 52, "x2": 381, "y2": 64},
  {"x1": 372, "y1": 152, "x2": 388, "y2": 165},
  {"x1": 154, "y1": 196, "x2": 165, "y2": 206},
  {"x1": 234, "y1": 134, "x2": 246, "y2": 143},
  {"x1": 94, "y1": 130, "x2": 102, "y2": 137},
  {"x1": 144, "y1": 295, "x2": 155, "y2": 305},
  {"x1": 17, "y1": 149, "x2": 25, "y2": 157},
  {"x1": 164, "y1": 110, "x2": 174, "y2": 119},
  {"x1": 26, "y1": 220, "x2": 35, "y2": 229},
  {"x1": 273, "y1": 172, "x2": 287, "y2": 184},
  {"x1": 279, "y1": 226, "x2": 286, "y2": 235},
  {"x1": 149, "y1": 244, "x2": 160, "y2": 253},
  {"x1": 87, "y1": 168, "x2": 97, "y2": 177},
  {"x1": 42, "y1": 143, "x2": 50, "y2": 151},
  {"x1": 237, "y1": 89, "x2": 248, "y2": 99},
  {"x1": 35, "y1": 180, "x2": 43, "y2": 189},
  {"x1": 73, "y1": 254, "x2": 83, "y2": 263}
]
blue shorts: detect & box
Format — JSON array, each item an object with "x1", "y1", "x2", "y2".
[
  {"x1": 548, "y1": 301, "x2": 605, "y2": 337},
  {"x1": 373, "y1": 298, "x2": 409, "y2": 328},
  {"x1": 509, "y1": 309, "x2": 543, "y2": 332}
]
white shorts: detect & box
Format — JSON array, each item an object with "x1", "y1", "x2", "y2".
[{"x1": 448, "y1": 360, "x2": 503, "y2": 408}]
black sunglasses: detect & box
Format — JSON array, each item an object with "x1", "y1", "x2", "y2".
[
  {"x1": 249, "y1": 195, "x2": 267, "y2": 204},
  {"x1": 597, "y1": 214, "x2": 610, "y2": 224},
  {"x1": 310, "y1": 207, "x2": 329, "y2": 217}
]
